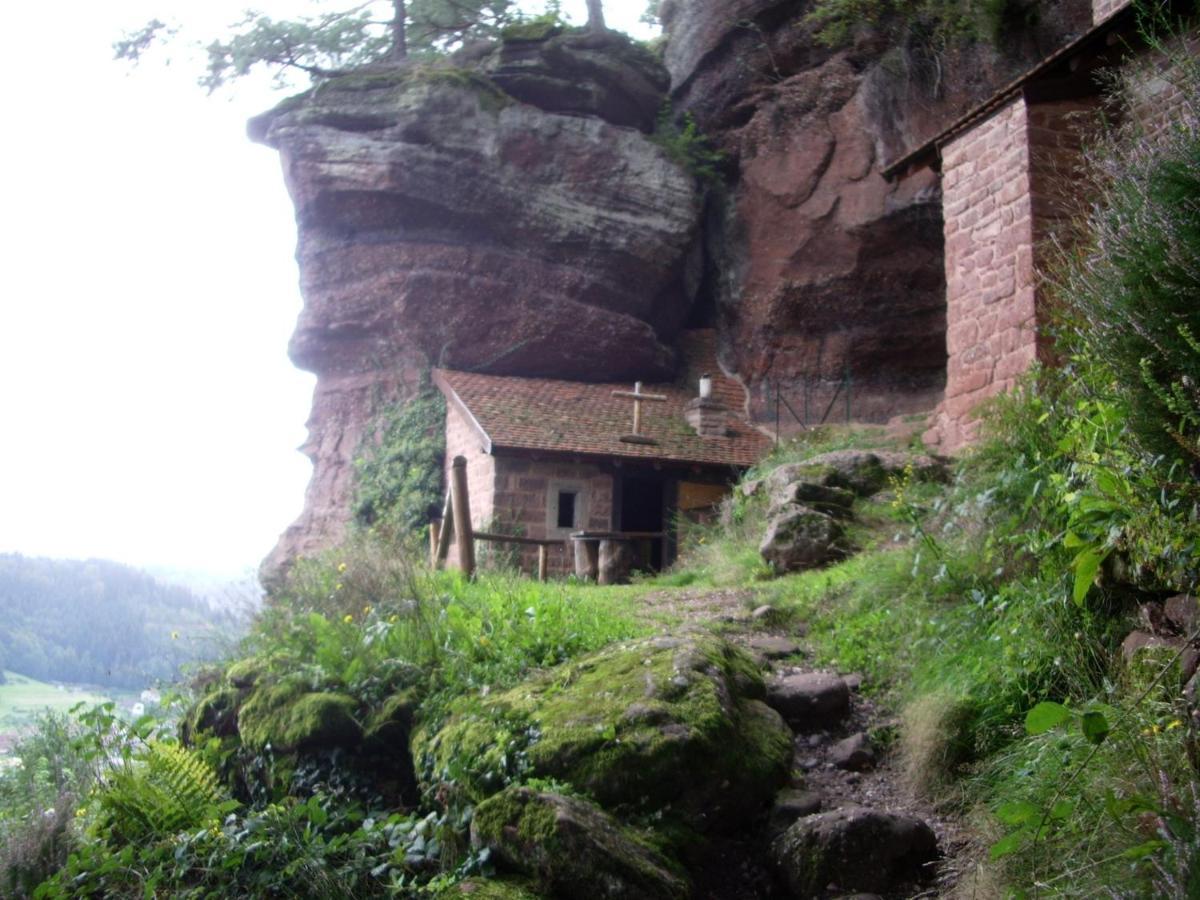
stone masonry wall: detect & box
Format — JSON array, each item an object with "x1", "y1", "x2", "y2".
[
  {"x1": 491, "y1": 456, "x2": 613, "y2": 578},
  {"x1": 926, "y1": 97, "x2": 1036, "y2": 452},
  {"x1": 444, "y1": 402, "x2": 496, "y2": 567},
  {"x1": 1124, "y1": 33, "x2": 1199, "y2": 140},
  {"x1": 1094, "y1": 0, "x2": 1128, "y2": 23},
  {"x1": 926, "y1": 91, "x2": 1096, "y2": 452}
]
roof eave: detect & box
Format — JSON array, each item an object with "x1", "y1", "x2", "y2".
[
  {"x1": 881, "y1": 2, "x2": 1143, "y2": 180},
  {"x1": 432, "y1": 368, "x2": 494, "y2": 455}
]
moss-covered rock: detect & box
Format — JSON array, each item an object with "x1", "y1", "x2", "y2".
[
  {"x1": 416, "y1": 634, "x2": 791, "y2": 828},
  {"x1": 225, "y1": 657, "x2": 269, "y2": 690},
  {"x1": 471, "y1": 787, "x2": 688, "y2": 899},
  {"x1": 237, "y1": 679, "x2": 362, "y2": 753},
  {"x1": 432, "y1": 877, "x2": 542, "y2": 899},
  {"x1": 181, "y1": 687, "x2": 239, "y2": 743},
  {"x1": 364, "y1": 687, "x2": 420, "y2": 751}
]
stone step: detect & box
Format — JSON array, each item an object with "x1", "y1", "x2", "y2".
[{"x1": 766, "y1": 672, "x2": 851, "y2": 728}]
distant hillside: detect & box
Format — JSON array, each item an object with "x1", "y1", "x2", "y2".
[{"x1": 0, "y1": 554, "x2": 241, "y2": 690}]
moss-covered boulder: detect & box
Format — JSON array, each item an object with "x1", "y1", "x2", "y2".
[
  {"x1": 181, "y1": 687, "x2": 240, "y2": 742},
  {"x1": 416, "y1": 634, "x2": 792, "y2": 828},
  {"x1": 237, "y1": 679, "x2": 362, "y2": 753},
  {"x1": 432, "y1": 877, "x2": 542, "y2": 899},
  {"x1": 471, "y1": 787, "x2": 688, "y2": 899}
]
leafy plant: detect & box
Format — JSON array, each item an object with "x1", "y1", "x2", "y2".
[
  {"x1": 95, "y1": 741, "x2": 234, "y2": 844},
  {"x1": 352, "y1": 384, "x2": 446, "y2": 538},
  {"x1": 652, "y1": 105, "x2": 726, "y2": 185}
]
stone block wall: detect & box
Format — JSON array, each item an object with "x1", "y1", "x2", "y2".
[
  {"x1": 1123, "y1": 33, "x2": 1198, "y2": 140},
  {"x1": 444, "y1": 402, "x2": 496, "y2": 563},
  {"x1": 926, "y1": 97, "x2": 1037, "y2": 451},
  {"x1": 926, "y1": 91, "x2": 1095, "y2": 452},
  {"x1": 491, "y1": 456, "x2": 613, "y2": 577}
]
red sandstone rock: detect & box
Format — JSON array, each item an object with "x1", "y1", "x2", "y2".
[
  {"x1": 660, "y1": 0, "x2": 1093, "y2": 428},
  {"x1": 255, "y1": 62, "x2": 701, "y2": 579}
]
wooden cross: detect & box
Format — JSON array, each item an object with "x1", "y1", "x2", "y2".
[{"x1": 612, "y1": 381, "x2": 667, "y2": 443}]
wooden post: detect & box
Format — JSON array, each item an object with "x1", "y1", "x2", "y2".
[
  {"x1": 537, "y1": 545, "x2": 548, "y2": 582},
  {"x1": 435, "y1": 490, "x2": 453, "y2": 566},
  {"x1": 429, "y1": 519, "x2": 441, "y2": 566},
  {"x1": 449, "y1": 456, "x2": 475, "y2": 578}
]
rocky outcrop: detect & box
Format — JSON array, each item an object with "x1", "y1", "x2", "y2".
[
  {"x1": 254, "y1": 42, "x2": 703, "y2": 574},
  {"x1": 415, "y1": 633, "x2": 793, "y2": 830},
  {"x1": 471, "y1": 787, "x2": 689, "y2": 899},
  {"x1": 660, "y1": 0, "x2": 1094, "y2": 425}
]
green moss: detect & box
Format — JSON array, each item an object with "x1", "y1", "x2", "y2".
[
  {"x1": 238, "y1": 679, "x2": 362, "y2": 752},
  {"x1": 182, "y1": 687, "x2": 239, "y2": 743},
  {"x1": 500, "y1": 20, "x2": 566, "y2": 42},
  {"x1": 363, "y1": 687, "x2": 420, "y2": 752},
  {"x1": 433, "y1": 879, "x2": 541, "y2": 899},
  {"x1": 225, "y1": 657, "x2": 268, "y2": 689},
  {"x1": 420, "y1": 636, "x2": 790, "y2": 825},
  {"x1": 472, "y1": 787, "x2": 688, "y2": 899},
  {"x1": 311, "y1": 65, "x2": 512, "y2": 113}
]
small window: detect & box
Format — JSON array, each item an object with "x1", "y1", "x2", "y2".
[{"x1": 557, "y1": 491, "x2": 577, "y2": 529}]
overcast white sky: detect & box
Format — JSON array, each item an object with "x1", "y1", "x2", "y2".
[{"x1": 0, "y1": 0, "x2": 655, "y2": 581}]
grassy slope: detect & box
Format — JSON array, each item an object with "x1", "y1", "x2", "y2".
[{"x1": 0, "y1": 673, "x2": 112, "y2": 730}]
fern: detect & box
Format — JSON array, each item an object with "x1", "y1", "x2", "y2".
[{"x1": 97, "y1": 742, "x2": 232, "y2": 843}]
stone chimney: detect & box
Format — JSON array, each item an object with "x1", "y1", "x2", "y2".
[
  {"x1": 1093, "y1": 0, "x2": 1127, "y2": 25},
  {"x1": 684, "y1": 374, "x2": 730, "y2": 438}
]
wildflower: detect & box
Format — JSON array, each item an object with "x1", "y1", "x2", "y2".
[
  {"x1": 337, "y1": 562, "x2": 347, "y2": 573},
  {"x1": 388, "y1": 614, "x2": 398, "y2": 624},
  {"x1": 75, "y1": 807, "x2": 87, "y2": 818},
  {"x1": 363, "y1": 605, "x2": 372, "y2": 615},
  {"x1": 171, "y1": 630, "x2": 179, "y2": 641},
  {"x1": 1167, "y1": 719, "x2": 1184, "y2": 731},
  {"x1": 479, "y1": 635, "x2": 491, "y2": 647},
  {"x1": 343, "y1": 614, "x2": 354, "y2": 624},
  {"x1": 335, "y1": 582, "x2": 343, "y2": 591}
]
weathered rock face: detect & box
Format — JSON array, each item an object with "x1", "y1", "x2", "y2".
[
  {"x1": 660, "y1": 0, "x2": 1094, "y2": 424},
  {"x1": 255, "y1": 45, "x2": 702, "y2": 575}
]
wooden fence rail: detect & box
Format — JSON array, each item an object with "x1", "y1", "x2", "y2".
[{"x1": 430, "y1": 456, "x2": 559, "y2": 581}]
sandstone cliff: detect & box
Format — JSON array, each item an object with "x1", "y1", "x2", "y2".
[
  {"x1": 660, "y1": 0, "x2": 1093, "y2": 422},
  {"x1": 256, "y1": 34, "x2": 702, "y2": 575},
  {"x1": 261, "y1": 4, "x2": 1097, "y2": 576}
]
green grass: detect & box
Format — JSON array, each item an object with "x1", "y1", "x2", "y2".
[{"x1": 0, "y1": 672, "x2": 111, "y2": 730}]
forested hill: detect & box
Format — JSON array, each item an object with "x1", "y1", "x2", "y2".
[{"x1": 0, "y1": 554, "x2": 240, "y2": 690}]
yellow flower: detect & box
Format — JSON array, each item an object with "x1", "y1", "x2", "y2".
[
  {"x1": 1168, "y1": 719, "x2": 1184, "y2": 731},
  {"x1": 479, "y1": 635, "x2": 491, "y2": 647},
  {"x1": 337, "y1": 562, "x2": 347, "y2": 573},
  {"x1": 388, "y1": 615, "x2": 398, "y2": 624},
  {"x1": 75, "y1": 807, "x2": 87, "y2": 818},
  {"x1": 335, "y1": 583, "x2": 343, "y2": 591},
  {"x1": 343, "y1": 614, "x2": 354, "y2": 624},
  {"x1": 363, "y1": 605, "x2": 372, "y2": 615},
  {"x1": 170, "y1": 630, "x2": 179, "y2": 641}
]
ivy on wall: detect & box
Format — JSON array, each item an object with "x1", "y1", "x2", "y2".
[{"x1": 352, "y1": 383, "x2": 447, "y2": 536}]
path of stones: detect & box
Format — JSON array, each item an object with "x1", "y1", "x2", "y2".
[{"x1": 639, "y1": 588, "x2": 968, "y2": 900}]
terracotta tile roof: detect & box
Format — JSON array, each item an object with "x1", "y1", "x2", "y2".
[{"x1": 434, "y1": 331, "x2": 772, "y2": 468}]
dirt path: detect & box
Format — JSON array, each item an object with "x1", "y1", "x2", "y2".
[{"x1": 631, "y1": 584, "x2": 971, "y2": 899}]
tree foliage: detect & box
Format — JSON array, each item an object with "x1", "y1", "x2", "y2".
[
  {"x1": 115, "y1": 0, "x2": 583, "y2": 92},
  {"x1": 0, "y1": 555, "x2": 236, "y2": 689}
]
